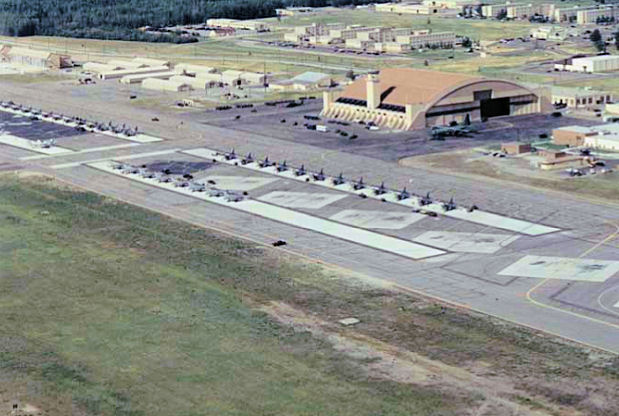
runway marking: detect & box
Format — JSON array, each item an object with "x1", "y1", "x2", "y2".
[
  {"x1": 50, "y1": 149, "x2": 180, "y2": 169},
  {"x1": 183, "y1": 147, "x2": 560, "y2": 236},
  {"x1": 20, "y1": 143, "x2": 141, "y2": 160},
  {"x1": 526, "y1": 222, "x2": 619, "y2": 333},
  {"x1": 88, "y1": 160, "x2": 446, "y2": 260}
]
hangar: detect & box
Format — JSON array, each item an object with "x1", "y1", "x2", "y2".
[{"x1": 321, "y1": 68, "x2": 548, "y2": 129}]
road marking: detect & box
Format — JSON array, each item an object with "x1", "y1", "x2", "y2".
[
  {"x1": 20, "y1": 143, "x2": 141, "y2": 160},
  {"x1": 50, "y1": 149, "x2": 180, "y2": 169}
]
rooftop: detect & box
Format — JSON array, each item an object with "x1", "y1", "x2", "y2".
[
  {"x1": 339, "y1": 68, "x2": 481, "y2": 107},
  {"x1": 290, "y1": 71, "x2": 331, "y2": 84}
]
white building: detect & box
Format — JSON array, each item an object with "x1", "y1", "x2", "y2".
[
  {"x1": 554, "y1": 55, "x2": 619, "y2": 73},
  {"x1": 141, "y1": 78, "x2": 193, "y2": 92}
]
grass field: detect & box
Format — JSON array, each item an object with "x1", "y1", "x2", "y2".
[
  {"x1": 1, "y1": 174, "x2": 618, "y2": 416},
  {"x1": 0, "y1": 174, "x2": 465, "y2": 416}
]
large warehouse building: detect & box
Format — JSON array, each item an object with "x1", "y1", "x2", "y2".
[{"x1": 321, "y1": 68, "x2": 547, "y2": 130}]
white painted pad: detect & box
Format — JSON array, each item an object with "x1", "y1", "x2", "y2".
[
  {"x1": 88, "y1": 161, "x2": 446, "y2": 260},
  {"x1": 330, "y1": 209, "x2": 425, "y2": 229},
  {"x1": 445, "y1": 209, "x2": 559, "y2": 236},
  {"x1": 183, "y1": 147, "x2": 560, "y2": 236},
  {"x1": 614, "y1": 300, "x2": 619, "y2": 308},
  {"x1": 101, "y1": 131, "x2": 163, "y2": 143},
  {"x1": 197, "y1": 176, "x2": 277, "y2": 191},
  {"x1": 413, "y1": 231, "x2": 519, "y2": 254},
  {"x1": 498, "y1": 255, "x2": 619, "y2": 282},
  {"x1": 20, "y1": 143, "x2": 140, "y2": 160},
  {"x1": 0, "y1": 133, "x2": 73, "y2": 155},
  {"x1": 259, "y1": 191, "x2": 346, "y2": 209},
  {"x1": 50, "y1": 149, "x2": 180, "y2": 169}
]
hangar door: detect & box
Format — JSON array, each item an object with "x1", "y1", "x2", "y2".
[
  {"x1": 474, "y1": 89, "x2": 511, "y2": 119},
  {"x1": 480, "y1": 97, "x2": 510, "y2": 118}
]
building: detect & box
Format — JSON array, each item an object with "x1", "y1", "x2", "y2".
[
  {"x1": 576, "y1": 5, "x2": 619, "y2": 24},
  {"x1": 220, "y1": 70, "x2": 266, "y2": 86},
  {"x1": 0, "y1": 46, "x2": 72, "y2": 70},
  {"x1": 321, "y1": 68, "x2": 546, "y2": 130},
  {"x1": 169, "y1": 75, "x2": 209, "y2": 90},
  {"x1": 552, "y1": 125, "x2": 596, "y2": 146},
  {"x1": 501, "y1": 142, "x2": 532, "y2": 154},
  {"x1": 173, "y1": 63, "x2": 216, "y2": 76},
  {"x1": 107, "y1": 59, "x2": 148, "y2": 69},
  {"x1": 551, "y1": 86, "x2": 612, "y2": 108},
  {"x1": 552, "y1": 123, "x2": 619, "y2": 150},
  {"x1": 206, "y1": 18, "x2": 270, "y2": 31},
  {"x1": 529, "y1": 26, "x2": 576, "y2": 41},
  {"x1": 286, "y1": 24, "x2": 455, "y2": 51},
  {"x1": 119, "y1": 71, "x2": 175, "y2": 84},
  {"x1": 97, "y1": 66, "x2": 170, "y2": 80},
  {"x1": 82, "y1": 62, "x2": 121, "y2": 73},
  {"x1": 375, "y1": 2, "x2": 460, "y2": 15},
  {"x1": 141, "y1": 78, "x2": 193, "y2": 92},
  {"x1": 270, "y1": 71, "x2": 333, "y2": 91},
  {"x1": 554, "y1": 55, "x2": 619, "y2": 73},
  {"x1": 132, "y1": 57, "x2": 171, "y2": 67},
  {"x1": 538, "y1": 154, "x2": 587, "y2": 170}
]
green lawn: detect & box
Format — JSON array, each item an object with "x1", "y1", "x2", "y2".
[{"x1": 0, "y1": 175, "x2": 463, "y2": 416}]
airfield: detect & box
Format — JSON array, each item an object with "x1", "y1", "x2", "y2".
[{"x1": 1, "y1": 84, "x2": 618, "y2": 355}]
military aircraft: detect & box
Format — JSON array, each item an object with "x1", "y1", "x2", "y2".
[
  {"x1": 259, "y1": 156, "x2": 275, "y2": 168},
  {"x1": 241, "y1": 153, "x2": 254, "y2": 165},
  {"x1": 111, "y1": 162, "x2": 130, "y2": 170},
  {"x1": 276, "y1": 161, "x2": 289, "y2": 172},
  {"x1": 442, "y1": 197, "x2": 457, "y2": 211},
  {"x1": 224, "y1": 191, "x2": 244, "y2": 202},
  {"x1": 139, "y1": 168, "x2": 155, "y2": 178},
  {"x1": 374, "y1": 181, "x2": 387, "y2": 195},
  {"x1": 419, "y1": 192, "x2": 432, "y2": 206},
  {"x1": 174, "y1": 179, "x2": 190, "y2": 188},
  {"x1": 122, "y1": 165, "x2": 140, "y2": 175},
  {"x1": 32, "y1": 139, "x2": 56, "y2": 149},
  {"x1": 223, "y1": 148, "x2": 237, "y2": 161},
  {"x1": 397, "y1": 187, "x2": 410, "y2": 200},
  {"x1": 332, "y1": 172, "x2": 345, "y2": 186},
  {"x1": 207, "y1": 188, "x2": 225, "y2": 197},
  {"x1": 294, "y1": 164, "x2": 307, "y2": 176},
  {"x1": 430, "y1": 125, "x2": 476, "y2": 139},
  {"x1": 155, "y1": 172, "x2": 172, "y2": 183},
  {"x1": 189, "y1": 182, "x2": 206, "y2": 192},
  {"x1": 312, "y1": 168, "x2": 326, "y2": 181},
  {"x1": 467, "y1": 204, "x2": 478, "y2": 213},
  {"x1": 353, "y1": 177, "x2": 365, "y2": 190}
]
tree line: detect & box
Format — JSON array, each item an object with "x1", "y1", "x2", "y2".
[{"x1": 0, "y1": 0, "x2": 384, "y2": 42}]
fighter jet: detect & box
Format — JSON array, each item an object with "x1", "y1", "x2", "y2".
[
  {"x1": 397, "y1": 187, "x2": 410, "y2": 200},
  {"x1": 442, "y1": 197, "x2": 457, "y2": 212},
  {"x1": 276, "y1": 161, "x2": 289, "y2": 172},
  {"x1": 259, "y1": 156, "x2": 275, "y2": 168},
  {"x1": 312, "y1": 169, "x2": 326, "y2": 181},
  {"x1": 189, "y1": 182, "x2": 206, "y2": 192},
  {"x1": 224, "y1": 148, "x2": 237, "y2": 161},
  {"x1": 32, "y1": 139, "x2": 56, "y2": 149},
  {"x1": 207, "y1": 188, "x2": 225, "y2": 197},
  {"x1": 419, "y1": 192, "x2": 432, "y2": 206},
  {"x1": 122, "y1": 165, "x2": 140, "y2": 175},
  {"x1": 174, "y1": 179, "x2": 190, "y2": 188},
  {"x1": 224, "y1": 191, "x2": 244, "y2": 202},
  {"x1": 241, "y1": 153, "x2": 254, "y2": 165},
  {"x1": 155, "y1": 172, "x2": 172, "y2": 183},
  {"x1": 353, "y1": 177, "x2": 365, "y2": 190},
  {"x1": 139, "y1": 168, "x2": 155, "y2": 178},
  {"x1": 111, "y1": 162, "x2": 130, "y2": 170},
  {"x1": 294, "y1": 164, "x2": 307, "y2": 176},
  {"x1": 374, "y1": 181, "x2": 387, "y2": 195},
  {"x1": 430, "y1": 125, "x2": 475, "y2": 139},
  {"x1": 332, "y1": 172, "x2": 345, "y2": 186}
]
